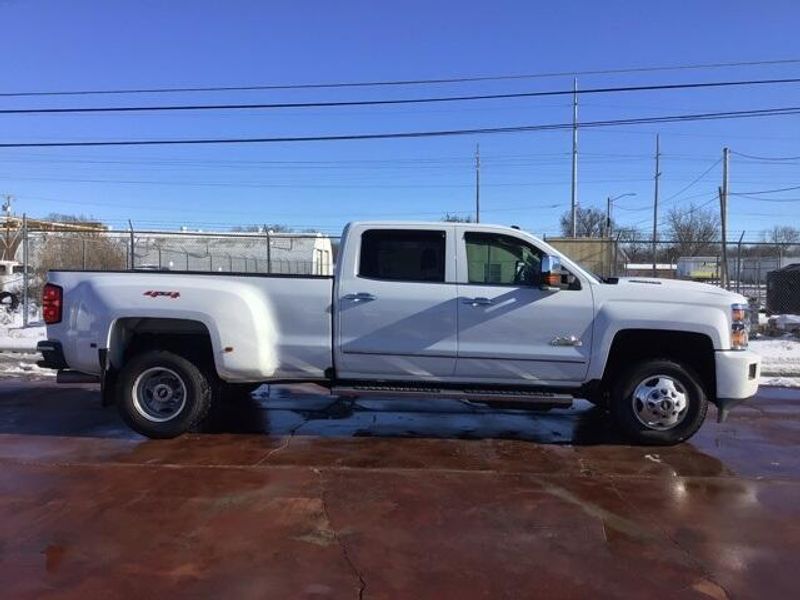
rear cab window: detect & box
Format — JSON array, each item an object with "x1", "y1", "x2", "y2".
[{"x1": 359, "y1": 229, "x2": 446, "y2": 283}]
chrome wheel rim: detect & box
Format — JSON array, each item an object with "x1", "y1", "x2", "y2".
[
  {"x1": 132, "y1": 367, "x2": 187, "y2": 423},
  {"x1": 632, "y1": 374, "x2": 689, "y2": 431}
]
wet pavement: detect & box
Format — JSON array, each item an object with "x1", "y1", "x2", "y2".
[{"x1": 0, "y1": 381, "x2": 798, "y2": 599}]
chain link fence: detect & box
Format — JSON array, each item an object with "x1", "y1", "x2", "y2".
[
  {"x1": 543, "y1": 236, "x2": 799, "y2": 311},
  {"x1": 1, "y1": 220, "x2": 339, "y2": 325},
  {"x1": 2, "y1": 219, "x2": 798, "y2": 326}
]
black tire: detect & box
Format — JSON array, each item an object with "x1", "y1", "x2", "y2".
[
  {"x1": 116, "y1": 350, "x2": 212, "y2": 439},
  {"x1": 222, "y1": 383, "x2": 261, "y2": 402},
  {"x1": 0, "y1": 291, "x2": 19, "y2": 312},
  {"x1": 609, "y1": 358, "x2": 708, "y2": 446}
]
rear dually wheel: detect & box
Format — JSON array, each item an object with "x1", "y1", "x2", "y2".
[{"x1": 116, "y1": 350, "x2": 212, "y2": 439}]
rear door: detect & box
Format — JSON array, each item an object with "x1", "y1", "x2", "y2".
[
  {"x1": 335, "y1": 226, "x2": 458, "y2": 380},
  {"x1": 455, "y1": 229, "x2": 594, "y2": 383}
]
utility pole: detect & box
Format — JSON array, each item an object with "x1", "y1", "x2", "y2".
[
  {"x1": 474, "y1": 143, "x2": 481, "y2": 223},
  {"x1": 606, "y1": 196, "x2": 612, "y2": 238},
  {"x1": 22, "y1": 214, "x2": 28, "y2": 326},
  {"x1": 652, "y1": 134, "x2": 661, "y2": 277},
  {"x1": 2, "y1": 195, "x2": 13, "y2": 261},
  {"x1": 720, "y1": 147, "x2": 730, "y2": 288},
  {"x1": 570, "y1": 77, "x2": 578, "y2": 237}
]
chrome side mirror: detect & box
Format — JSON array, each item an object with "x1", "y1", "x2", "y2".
[{"x1": 540, "y1": 255, "x2": 562, "y2": 291}]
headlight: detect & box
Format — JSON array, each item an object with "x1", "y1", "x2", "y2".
[{"x1": 731, "y1": 303, "x2": 749, "y2": 350}]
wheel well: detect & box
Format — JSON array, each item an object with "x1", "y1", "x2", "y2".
[
  {"x1": 602, "y1": 329, "x2": 716, "y2": 398},
  {"x1": 109, "y1": 318, "x2": 216, "y2": 376}
]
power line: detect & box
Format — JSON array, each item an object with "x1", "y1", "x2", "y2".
[
  {"x1": 731, "y1": 184, "x2": 800, "y2": 195},
  {"x1": 660, "y1": 157, "x2": 722, "y2": 204},
  {"x1": 731, "y1": 194, "x2": 800, "y2": 203},
  {"x1": 0, "y1": 174, "x2": 656, "y2": 189},
  {"x1": 3, "y1": 77, "x2": 800, "y2": 115},
  {"x1": 730, "y1": 150, "x2": 800, "y2": 161},
  {"x1": 2, "y1": 105, "x2": 799, "y2": 148},
  {"x1": 2, "y1": 58, "x2": 799, "y2": 97}
]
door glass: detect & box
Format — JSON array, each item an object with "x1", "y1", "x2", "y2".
[
  {"x1": 465, "y1": 233, "x2": 542, "y2": 285},
  {"x1": 359, "y1": 229, "x2": 446, "y2": 282}
]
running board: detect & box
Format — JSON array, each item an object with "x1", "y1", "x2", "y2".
[
  {"x1": 331, "y1": 384, "x2": 573, "y2": 407},
  {"x1": 56, "y1": 370, "x2": 101, "y2": 384}
]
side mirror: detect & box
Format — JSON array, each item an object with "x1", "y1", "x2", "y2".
[{"x1": 540, "y1": 255, "x2": 562, "y2": 291}]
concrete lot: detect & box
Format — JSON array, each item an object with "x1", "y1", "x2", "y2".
[{"x1": 0, "y1": 381, "x2": 798, "y2": 599}]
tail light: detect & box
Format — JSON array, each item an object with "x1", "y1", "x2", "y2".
[{"x1": 43, "y1": 284, "x2": 63, "y2": 324}]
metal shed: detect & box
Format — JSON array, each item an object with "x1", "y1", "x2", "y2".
[{"x1": 766, "y1": 263, "x2": 800, "y2": 315}]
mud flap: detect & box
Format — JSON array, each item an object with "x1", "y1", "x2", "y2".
[
  {"x1": 99, "y1": 349, "x2": 117, "y2": 407},
  {"x1": 714, "y1": 397, "x2": 748, "y2": 423}
]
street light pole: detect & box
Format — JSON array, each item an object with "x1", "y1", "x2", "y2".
[{"x1": 606, "y1": 192, "x2": 637, "y2": 237}]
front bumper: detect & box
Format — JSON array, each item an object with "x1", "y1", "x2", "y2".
[{"x1": 713, "y1": 349, "x2": 761, "y2": 421}]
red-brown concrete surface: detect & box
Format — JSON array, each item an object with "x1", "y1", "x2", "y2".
[{"x1": 0, "y1": 381, "x2": 798, "y2": 599}]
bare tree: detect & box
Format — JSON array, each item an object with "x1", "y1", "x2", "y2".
[
  {"x1": 665, "y1": 204, "x2": 720, "y2": 259},
  {"x1": 441, "y1": 213, "x2": 474, "y2": 223},
  {"x1": 230, "y1": 223, "x2": 295, "y2": 233},
  {"x1": 31, "y1": 216, "x2": 127, "y2": 299},
  {"x1": 616, "y1": 227, "x2": 652, "y2": 263},
  {"x1": 761, "y1": 225, "x2": 800, "y2": 254},
  {"x1": 559, "y1": 207, "x2": 609, "y2": 238}
]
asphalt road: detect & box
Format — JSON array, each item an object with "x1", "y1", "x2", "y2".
[{"x1": 0, "y1": 380, "x2": 798, "y2": 599}]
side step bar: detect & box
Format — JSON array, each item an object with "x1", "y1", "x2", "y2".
[
  {"x1": 331, "y1": 384, "x2": 573, "y2": 407},
  {"x1": 56, "y1": 370, "x2": 101, "y2": 384}
]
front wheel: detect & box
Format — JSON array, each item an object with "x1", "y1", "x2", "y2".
[
  {"x1": 610, "y1": 359, "x2": 708, "y2": 445},
  {"x1": 116, "y1": 350, "x2": 212, "y2": 439}
]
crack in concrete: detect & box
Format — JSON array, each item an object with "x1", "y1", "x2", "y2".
[
  {"x1": 316, "y1": 469, "x2": 366, "y2": 600},
  {"x1": 256, "y1": 399, "x2": 343, "y2": 465},
  {"x1": 605, "y1": 478, "x2": 733, "y2": 600}
]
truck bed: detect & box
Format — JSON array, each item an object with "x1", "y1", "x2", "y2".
[{"x1": 46, "y1": 270, "x2": 335, "y2": 382}]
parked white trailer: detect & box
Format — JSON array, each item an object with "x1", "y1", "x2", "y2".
[{"x1": 132, "y1": 230, "x2": 334, "y2": 275}]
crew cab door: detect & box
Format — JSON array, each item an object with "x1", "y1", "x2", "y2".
[
  {"x1": 335, "y1": 226, "x2": 458, "y2": 380},
  {"x1": 455, "y1": 229, "x2": 594, "y2": 383}
]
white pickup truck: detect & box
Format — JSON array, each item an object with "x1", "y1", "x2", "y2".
[{"x1": 38, "y1": 222, "x2": 761, "y2": 445}]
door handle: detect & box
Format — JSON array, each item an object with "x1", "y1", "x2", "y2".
[
  {"x1": 550, "y1": 335, "x2": 583, "y2": 347},
  {"x1": 463, "y1": 297, "x2": 494, "y2": 306},
  {"x1": 343, "y1": 292, "x2": 376, "y2": 302}
]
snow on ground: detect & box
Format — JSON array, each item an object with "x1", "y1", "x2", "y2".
[
  {"x1": 750, "y1": 336, "x2": 800, "y2": 387},
  {"x1": 0, "y1": 308, "x2": 51, "y2": 377}
]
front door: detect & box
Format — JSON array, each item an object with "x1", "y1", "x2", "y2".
[
  {"x1": 336, "y1": 227, "x2": 458, "y2": 380},
  {"x1": 455, "y1": 230, "x2": 594, "y2": 384}
]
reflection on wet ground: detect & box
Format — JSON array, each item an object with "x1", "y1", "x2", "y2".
[{"x1": 0, "y1": 380, "x2": 798, "y2": 598}]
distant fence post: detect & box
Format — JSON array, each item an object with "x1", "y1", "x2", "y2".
[
  {"x1": 128, "y1": 220, "x2": 135, "y2": 270},
  {"x1": 22, "y1": 214, "x2": 29, "y2": 327},
  {"x1": 736, "y1": 232, "x2": 744, "y2": 294},
  {"x1": 265, "y1": 229, "x2": 272, "y2": 274}
]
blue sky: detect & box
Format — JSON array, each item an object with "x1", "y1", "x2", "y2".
[{"x1": 0, "y1": 0, "x2": 798, "y2": 238}]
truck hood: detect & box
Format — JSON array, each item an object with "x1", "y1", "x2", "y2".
[{"x1": 601, "y1": 277, "x2": 747, "y2": 305}]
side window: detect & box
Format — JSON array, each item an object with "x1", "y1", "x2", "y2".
[
  {"x1": 465, "y1": 232, "x2": 579, "y2": 289},
  {"x1": 359, "y1": 229, "x2": 446, "y2": 282},
  {"x1": 465, "y1": 232, "x2": 543, "y2": 285}
]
